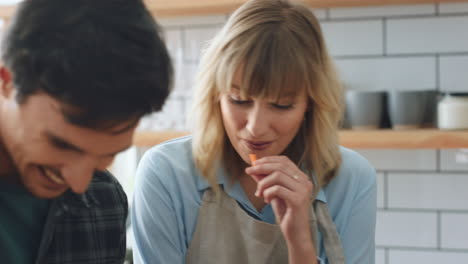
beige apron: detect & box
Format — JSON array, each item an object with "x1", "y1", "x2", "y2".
[{"x1": 186, "y1": 188, "x2": 345, "y2": 264}]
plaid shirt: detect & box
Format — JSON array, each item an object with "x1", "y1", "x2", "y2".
[{"x1": 35, "y1": 171, "x2": 128, "y2": 264}]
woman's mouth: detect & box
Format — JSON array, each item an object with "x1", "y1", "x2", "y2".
[{"x1": 244, "y1": 140, "x2": 272, "y2": 151}]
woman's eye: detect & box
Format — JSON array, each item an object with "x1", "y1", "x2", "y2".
[
  {"x1": 272, "y1": 103, "x2": 294, "y2": 110},
  {"x1": 229, "y1": 96, "x2": 251, "y2": 105}
]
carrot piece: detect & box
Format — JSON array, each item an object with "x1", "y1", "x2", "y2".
[{"x1": 249, "y1": 154, "x2": 257, "y2": 165}]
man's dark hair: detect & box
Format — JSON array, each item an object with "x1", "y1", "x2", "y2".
[{"x1": 1, "y1": 0, "x2": 172, "y2": 129}]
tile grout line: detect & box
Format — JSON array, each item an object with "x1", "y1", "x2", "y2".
[
  {"x1": 436, "y1": 54, "x2": 441, "y2": 92},
  {"x1": 384, "y1": 172, "x2": 389, "y2": 210},
  {"x1": 437, "y1": 210, "x2": 442, "y2": 250},
  {"x1": 385, "y1": 248, "x2": 389, "y2": 264},
  {"x1": 383, "y1": 18, "x2": 387, "y2": 56}
]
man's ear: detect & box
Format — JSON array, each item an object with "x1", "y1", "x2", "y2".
[{"x1": 0, "y1": 66, "x2": 13, "y2": 98}]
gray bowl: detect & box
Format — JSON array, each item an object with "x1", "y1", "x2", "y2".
[
  {"x1": 345, "y1": 90, "x2": 385, "y2": 130},
  {"x1": 388, "y1": 90, "x2": 428, "y2": 130}
]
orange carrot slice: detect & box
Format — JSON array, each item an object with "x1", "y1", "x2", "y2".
[{"x1": 249, "y1": 154, "x2": 257, "y2": 165}]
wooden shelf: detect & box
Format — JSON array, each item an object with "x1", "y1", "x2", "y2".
[
  {"x1": 1, "y1": 0, "x2": 467, "y2": 19},
  {"x1": 304, "y1": 0, "x2": 468, "y2": 8},
  {"x1": 146, "y1": 0, "x2": 468, "y2": 17},
  {"x1": 133, "y1": 129, "x2": 468, "y2": 149},
  {"x1": 339, "y1": 129, "x2": 468, "y2": 149}
]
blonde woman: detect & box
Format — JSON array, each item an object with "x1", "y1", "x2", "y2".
[{"x1": 132, "y1": 0, "x2": 376, "y2": 263}]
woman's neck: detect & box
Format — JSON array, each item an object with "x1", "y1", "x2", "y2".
[{"x1": 239, "y1": 174, "x2": 267, "y2": 212}]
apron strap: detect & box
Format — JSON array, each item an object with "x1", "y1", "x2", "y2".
[
  {"x1": 309, "y1": 169, "x2": 345, "y2": 263},
  {"x1": 313, "y1": 201, "x2": 345, "y2": 264}
]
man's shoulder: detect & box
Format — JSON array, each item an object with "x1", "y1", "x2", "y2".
[
  {"x1": 86, "y1": 170, "x2": 128, "y2": 209},
  {"x1": 90, "y1": 170, "x2": 124, "y2": 190},
  {"x1": 42, "y1": 171, "x2": 128, "y2": 263},
  {"x1": 58, "y1": 170, "x2": 127, "y2": 211}
]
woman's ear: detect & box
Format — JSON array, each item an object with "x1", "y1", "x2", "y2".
[{"x1": 0, "y1": 67, "x2": 13, "y2": 98}]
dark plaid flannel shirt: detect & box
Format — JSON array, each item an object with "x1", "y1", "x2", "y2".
[{"x1": 35, "y1": 171, "x2": 128, "y2": 264}]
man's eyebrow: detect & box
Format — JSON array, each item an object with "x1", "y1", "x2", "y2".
[
  {"x1": 46, "y1": 132, "x2": 85, "y2": 154},
  {"x1": 45, "y1": 132, "x2": 131, "y2": 157}
]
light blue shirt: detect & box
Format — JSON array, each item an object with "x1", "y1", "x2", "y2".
[{"x1": 131, "y1": 136, "x2": 376, "y2": 264}]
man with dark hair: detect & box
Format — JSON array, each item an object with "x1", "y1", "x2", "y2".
[{"x1": 0, "y1": 0, "x2": 172, "y2": 263}]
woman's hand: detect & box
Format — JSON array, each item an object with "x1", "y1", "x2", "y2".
[{"x1": 245, "y1": 155, "x2": 317, "y2": 262}]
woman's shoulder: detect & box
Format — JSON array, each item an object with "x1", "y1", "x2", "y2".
[
  {"x1": 145, "y1": 135, "x2": 193, "y2": 159},
  {"x1": 334, "y1": 146, "x2": 377, "y2": 187},
  {"x1": 321, "y1": 147, "x2": 377, "y2": 216},
  {"x1": 133, "y1": 135, "x2": 204, "y2": 250},
  {"x1": 136, "y1": 135, "x2": 202, "y2": 191},
  {"x1": 140, "y1": 135, "x2": 194, "y2": 170},
  {"x1": 339, "y1": 147, "x2": 375, "y2": 172}
]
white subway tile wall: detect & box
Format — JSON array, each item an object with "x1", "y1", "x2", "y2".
[
  {"x1": 440, "y1": 55, "x2": 468, "y2": 92},
  {"x1": 137, "y1": 95, "x2": 186, "y2": 131},
  {"x1": 183, "y1": 26, "x2": 224, "y2": 62},
  {"x1": 164, "y1": 29, "x2": 183, "y2": 60},
  {"x1": 355, "y1": 149, "x2": 438, "y2": 171},
  {"x1": 440, "y1": 149, "x2": 468, "y2": 171},
  {"x1": 376, "y1": 249, "x2": 386, "y2": 264},
  {"x1": 336, "y1": 57, "x2": 436, "y2": 91},
  {"x1": 377, "y1": 173, "x2": 385, "y2": 208},
  {"x1": 329, "y1": 4, "x2": 435, "y2": 18},
  {"x1": 441, "y1": 213, "x2": 468, "y2": 249},
  {"x1": 321, "y1": 20, "x2": 384, "y2": 56},
  {"x1": 158, "y1": 14, "x2": 227, "y2": 27},
  {"x1": 387, "y1": 16, "x2": 468, "y2": 54},
  {"x1": 133, "y1": 3, "x2": 468, "y2": 263},
  {"x1": 439, "y1": 2, "x2": 468, "y2": 14},
  {"x1": 311, "y1": 8, "x2": 327, "y2": 20},
  {"x1": 376, "y1": 210, "x2": 438, "y2": 248},
  {"x1": 389, "y1": 250, "x2": 468, "y2": 264},
  {"x1": 387, "y1": 173, "x2": 468, "y2": 210}
]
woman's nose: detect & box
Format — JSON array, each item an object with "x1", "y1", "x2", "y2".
[{"x1": 245, "y1": 105, "x2": 270, "y2": 138}]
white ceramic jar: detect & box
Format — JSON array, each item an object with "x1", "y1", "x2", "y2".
[{"x1": 438, "y1": 93, "x2": 468, "y2": 130}]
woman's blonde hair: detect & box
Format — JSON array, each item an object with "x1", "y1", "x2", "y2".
[{"x1": 191, "y1": 0, "x2": 344, "y2": 193}]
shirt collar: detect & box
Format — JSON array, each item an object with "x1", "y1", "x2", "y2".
[
  {"x1": 53, "y1": 189, "x2": 100, "y2": 216},
  {"x1": 316, "y1": 189, "x2": 327, "y2": 203},
  {"x1": 195, "y1": 163, "x2": 231, "y2": 191}
]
